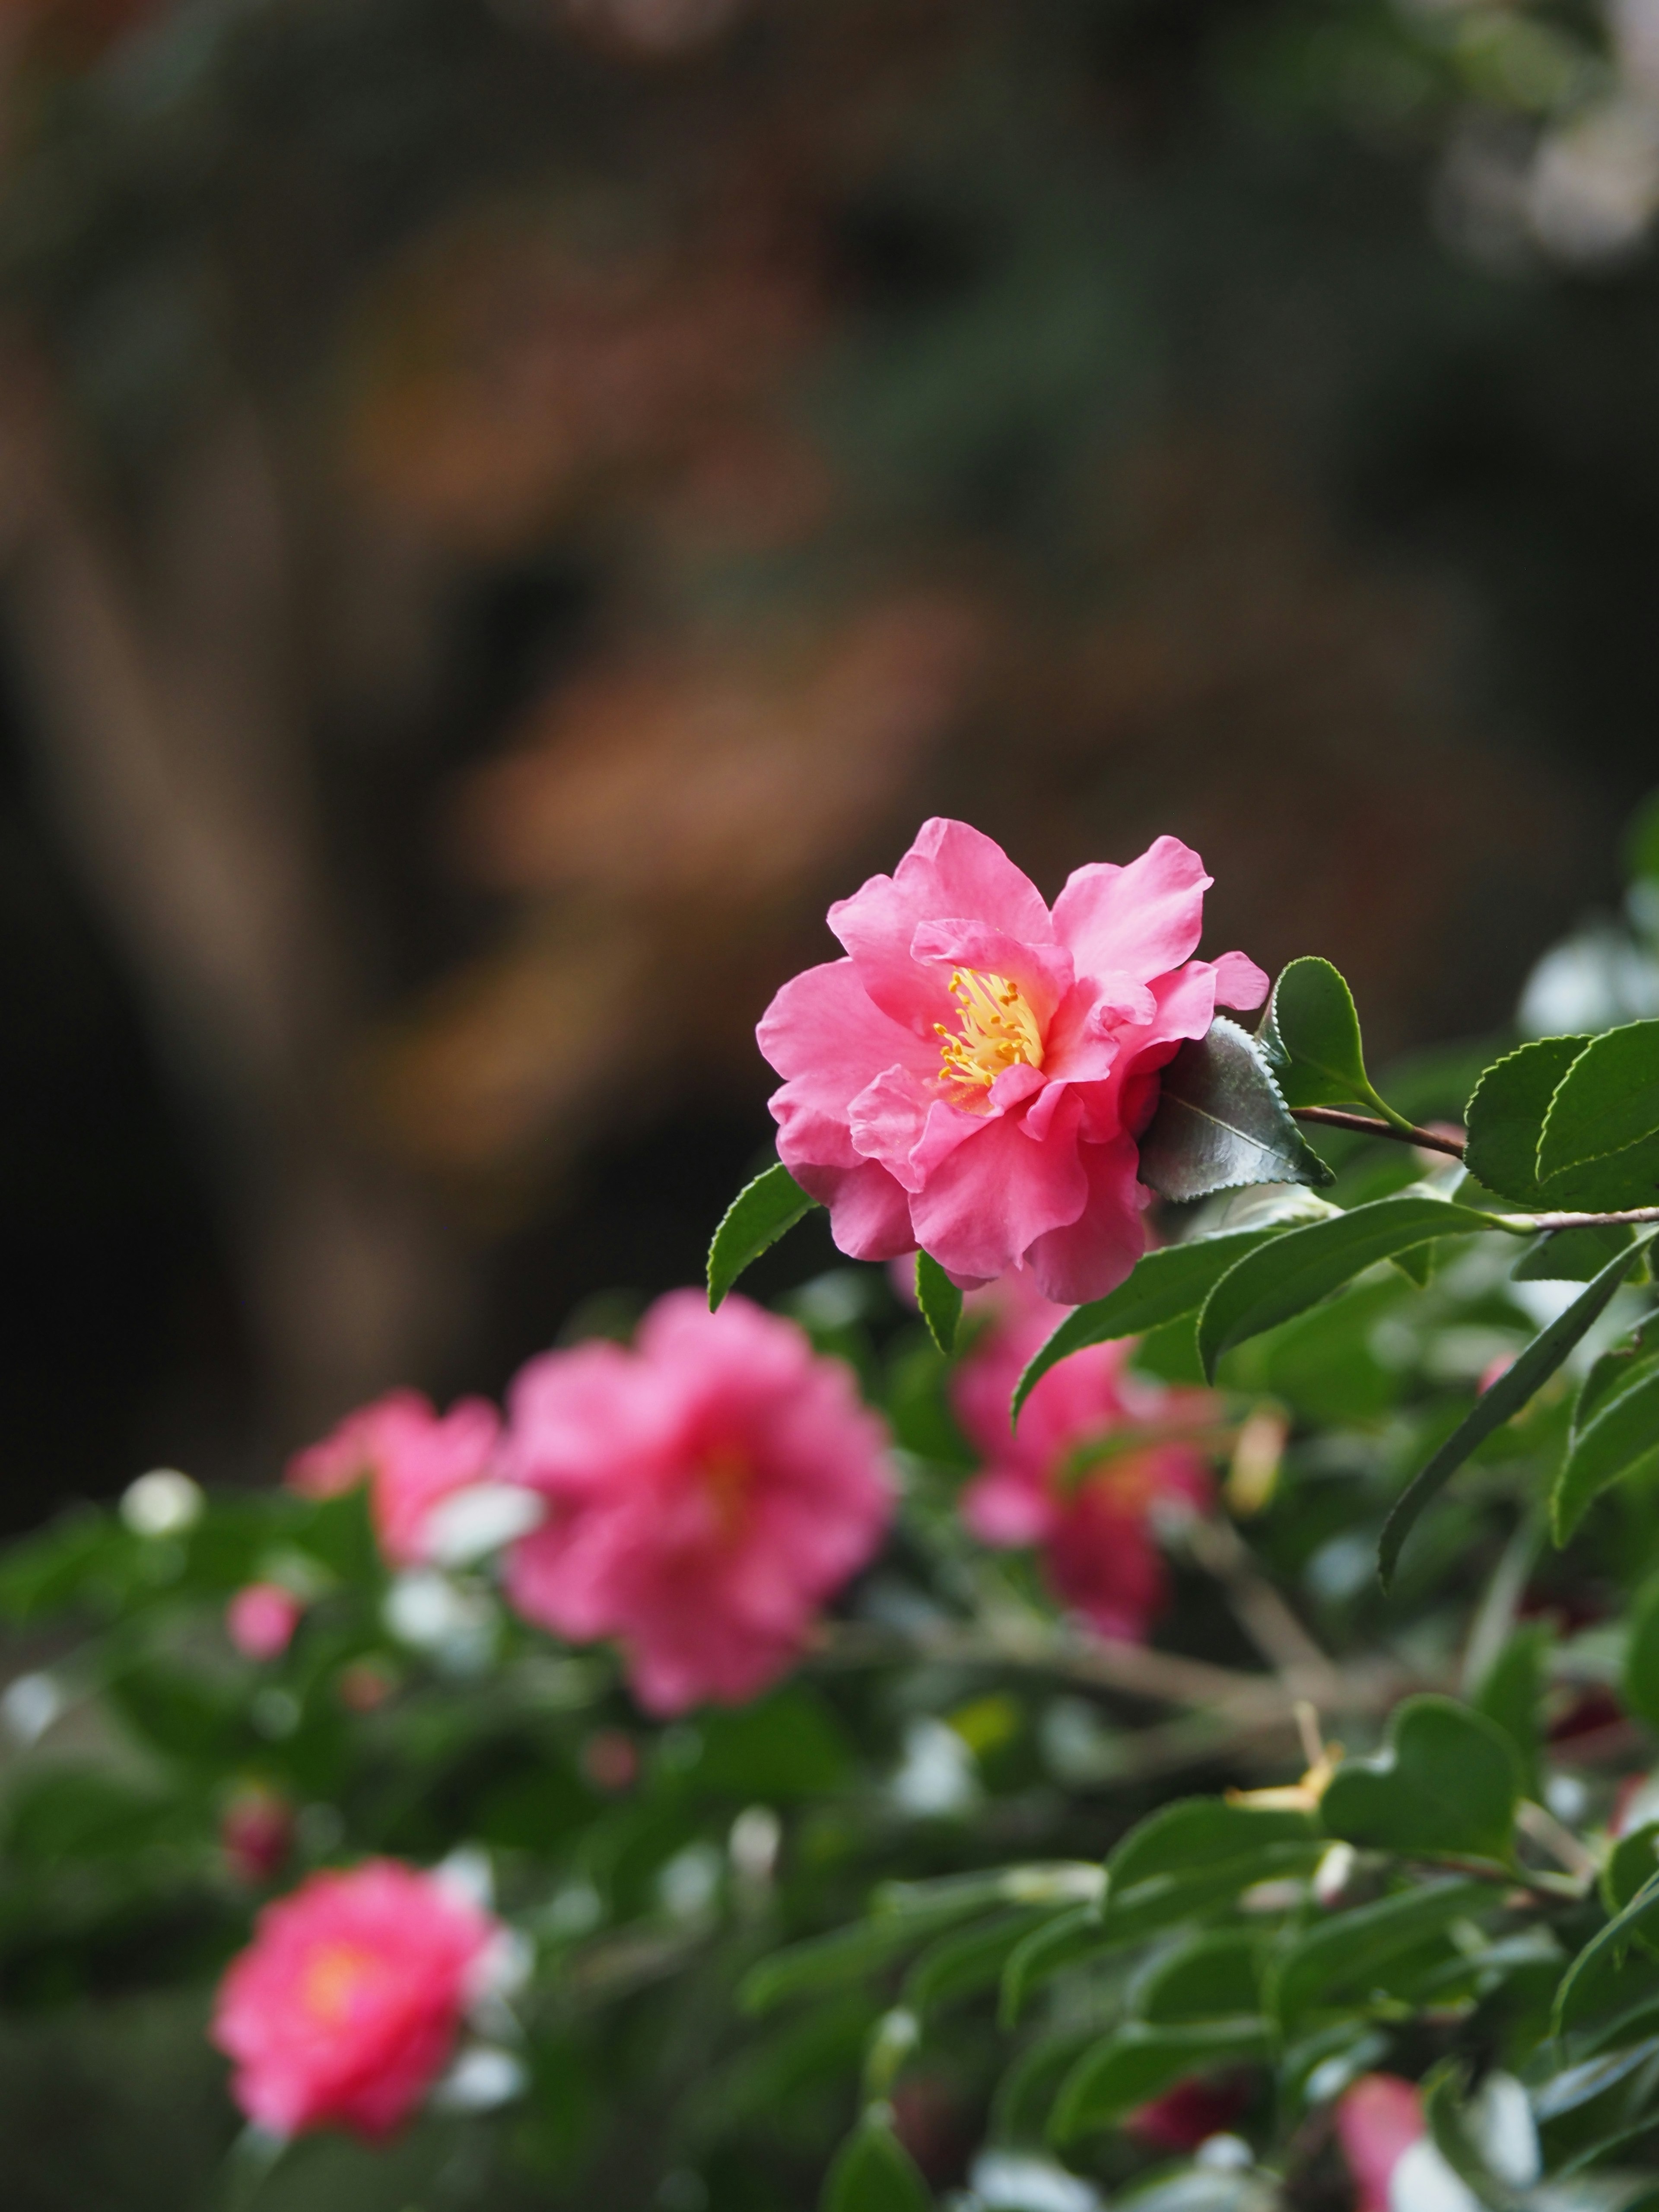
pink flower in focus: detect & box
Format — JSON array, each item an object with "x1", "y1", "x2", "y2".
[
  {"x1": 287, "y1": 1391, "x2": 501, "y2": 1570},
  {"x1": 758, "y1": 818, "x2": 1267, "y2": 1304},
  {"x1": 211, "y1": 1859, "x2": 496, "y2": 2140},
  {"x1": 953, "y1": 1271, "x2": 1213, "y2": 1642},
  {"x1": 1335, "y1": 2075, "x2": 1425, "y2": 2212},
  {"x1": 226, "y1": 1583, "x2": 303, "y2": 1662},
  {"x1": 499, "y1": 1291, "x2": 892, "y2": 1715}
]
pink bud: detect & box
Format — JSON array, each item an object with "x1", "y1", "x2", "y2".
[
  {"x1": 220, "y1": 1789, "x2": 294, "y2": 1886},
  {"x1": 226, "y1": 1583, "x2": 303, "y2": 1662}
]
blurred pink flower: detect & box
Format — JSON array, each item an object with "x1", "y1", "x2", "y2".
[
  {"x1": 220, "y1": 1787, "x2": 294, "y2": 1886},
  {"x1": 1335, "y1": 2074, "x2": 1425, "y2": 2212},
  {"x1": 211, "y1": 1859, "x2": 496, "y2": 2139},
  {"x1": 226, "y1": 1582, "x2": 303, "y2": 1662},
  {"x1": 286, "y1": 1391, "x2": 500, "y2": 1569},
  {"x1": 499, "y1": 1291, "x2": 892, "y2": 1714},
  {"x1": 758, "y1": 817, "x2": 1266, "y2": 1304},
  {"x1": 1125, "y1": 2073, "x2": 1251, "y2": 2149},
  {"x1": 953, "y1": 1271, "x2": 1213, "y2": 1641}
]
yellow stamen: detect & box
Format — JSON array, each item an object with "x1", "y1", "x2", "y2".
[
  {"x1": 934, "y1": 969, "x2": 1045, "y2": 1103},
  {"x1": 303, "y1": 1942, "x2": 379, "y2": 2023}
]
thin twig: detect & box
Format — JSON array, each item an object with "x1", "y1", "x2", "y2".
[
  {"x1": 1494, "y1": 1206, "x2": 1659, "y2": 1233},
  {"x1": 1516, "y1": 1799, "x2": 1599, "y2": 1885},
  {"x1": 1291, "y1": 1106, "x2": 1465, "y2": 1159},
  {"x1": 1183, "y1": 1513, "x2": 1347, "y2": 1700}
]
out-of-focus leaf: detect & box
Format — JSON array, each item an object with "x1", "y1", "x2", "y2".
[
  {"x1": 1539, "y1": 1022, "x2": 1659, "y2": 1179},
  {"x1": 999, "y1": 1904, "x2": 1107, "y2": 2027},
  {"x1": 1102, "y1": 1799, "x2": 1321, "y2": 1939},
  {"x1": 822, "y1": 2115, "x2": 933, "y2": 2212},
  {"x1": 1268, "y1": 1879, "x2": 1494, "y2": 2031},
  {"x1": 694, "y1": 1686, "x2": 854, "y2": 1800},
  {"x1": 1624, "y1": 1579, "x2": 1659, "y2": 1733},
  {"x1": 904, "y1": 1907, "x2": 1053, "y2": 2014},
  {"x1": 0, "y1": 1510, "x2": 128, "y2": 1624},
  {"x1": 1555, "y1": 1872, "x2": 1659, "y2": 2035},
  {"x1": 105, "y1": 1658, "x2": 246, "y2": 1767},
  {"x1": 707, "y1": 1162, "x2": 819, "y2": 1310},
  {"x1": 1554, "y1": 1363, "x2": 1659, "y2": 1541},
  {"x1": 914, "y1": 1249, "x2": 962, "y2": 1357},
  {"x1": 1472, "y1": 1621, "x2": 1551, "y2": 1801},
  {"x1": 3, "y1": 1767, "x2": 181, "y2": 1865},
  {"x1": 741, "y1": 1883, "x2": 1006, "y2": 2016},
  {"x1": 1196, "y1": 1195, "x2": 1490, "y2": 1380},
  {"x1": 1138, "y1": 1019, "x2": 1335, "y2": 1204},
  {"x1": 1132, "y1": 1929, "x2": 1263, "y2": 2024},
  {"x1": 1513, "y1": 1224, "x2": 1636, "y2": 1281},
  {"x1": 1051, "y1": 2020, "x2": 1270, "y2": 2140},
  {"x1": 1602, "y1": 1825, "x2": 1659, "y2": 1925},
  {"x1": 1319, "y1": 1697, "x2": 1520, "y2": 1861},
  {"x1": 1258, "y1": 957, "x2": 1378, "y2": 1110},
  {"x1": 1014, "y1": 1230, "x2": 1280, "y2": 1419},
  {"x1": 1380, "y1": 1238, "x2": 1652, "y2": 1587}
]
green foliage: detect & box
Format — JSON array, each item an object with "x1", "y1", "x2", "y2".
[
  {"x1": 821, "y1": 2114, "x2": 933, "y2": 2211},
  {"x1": 1258, "y1": 957, "x2": 1387, "y2": 1115},
  {"x1": 913, "y1": 1251, "x2": 962, "y2": 1358},
  {"x1": 1319, "y1": 1697, "x2": 1520, "y2": 1861},
  {"x1": 1137, "y1": 1020, "x2": 1335, "y2": 1203},
  {"x1": 1539, "y1": 1023, "x2": 1659, "y2": 1183},
  {"x1": 707, "y1": 1162, "x2": 820, "y2": 1309}
]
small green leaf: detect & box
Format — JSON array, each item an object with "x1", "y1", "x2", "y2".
[
  {"x1": 1137, "y1": 1018, "x2": 1336, "y2": 1204},
  {"x1": 1051, "y1": 2021, "x2": 1271, "y2": 2141},
  {"x1": 999, "y1": 1905, "x2": 1107, "y2": 2028},
  {"x1": 1102, "y1": 1799, "x2": 1322, "y2": 1939},
  {"x1": 1319, "y1": 1696, "x2": 1521, "y2": 1861},
  {"x1": 740, "y1": 1889, "x2": 996, "y2": 2015},
  {"x1": 1465, "y1": 1038, "x2": 1589, "y2": 1205},
  {"x1": 1602, "y1": 1824, "x2": 1659, "y2": 1923},
  {"x1": 1379, "y1": 1236, "x2": 1652, "y2": 1589},
  {"x1": 1195, "y1": 1195, "x2": 1492, "y2": 1382},
  {"x1": 1471, "y1": 1622, "x2": 1551, "y2": 1801},
  {"x1": 1623, "y1": 1578, "x2": 1659, "y2": 1734},
  {"x1": 1013, "y1": 1230, "x2": 1280, "y2": 1421},
  {"x1": 904, "y1": 1907, "x2": 1051, "y2": 2015},
  {"x1": 1576, "y1": 1326, "x2": 1659, "y2": 1433},
  {"x1": 708, "y1": 1163, "x2": 820, "y2": 1310},
  {"x1": 914, "y1": 1249, "x2": 962, "y2": 1357},
  {"x1": 1258, "y1": 957, "x2": 1379, "y2": 1110},
  {"x1": 1132, "y1": 1930, "x2": 1263, "y2": 2025},
  {"x1": 1269, "y1": 1879, "x2": 1494, "y2": 2032},
  {"x1": 1553, "y1": 1363, "x2": 1659, "y2": 1542},
  {"x1": 1540, "y1": 1021, "x2": 1659, "y2": 1179},
  {"x1": 823, "y1": 2116, "x2": 934, "y2": 2212},
  {"x1": 1554, "y1": 1870, "x2": 1659, "y2": 2036}
]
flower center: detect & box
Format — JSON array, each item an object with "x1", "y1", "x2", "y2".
[
  {"x1": 934, "y1": 969, "x2": 1045, "y2": 1101},
  {"x1": 303, "y1": 1942, "x2": 380, "y2": 2024},
  {"x1": 700, "y1": 1443, "x2": 753, "y2": 1540}
]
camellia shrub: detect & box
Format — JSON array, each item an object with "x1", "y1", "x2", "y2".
[{"x1": 10, "y1": 814, "x2": 1659, "y2": 2211}]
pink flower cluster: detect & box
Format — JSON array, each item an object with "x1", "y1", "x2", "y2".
[
  {"x1": 760, "y1": 817, "x2": 1266, "y2": 1305},
  {"x1": 212, "y1": 1859, "x2": 498, "y2": 2138},
  {"x1": 287, "y1": 1389, "x2": 502, "y2": 1570},
  {"x1": 952, "y1": 1271, "x2": 1213, "y2": 1642}
]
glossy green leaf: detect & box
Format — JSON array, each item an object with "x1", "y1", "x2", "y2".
[
  {"x1": 999, "y1": 1905, "x2": 1109, "y2": 2028},
  {"x1": 1196, "y1": 1195, "x2": 1491, "y2": 1382},
  {"x1": 822, "y1": 2116, "x2": 933, "y2": 2212},
  {"x1": 1102, "y1": 1799, "x2": 1322, "y2": 1939},
  {"x1": 741, "y1": 1889, "x2": 998, "y2": 2015},
  {"x1": 1378, "y1": 1236, "x2": 1652, "y2": 1588},
  {"x1": 1623, "y1": 1578, "x2": 1659, "y2": 1734},
  {"x1": 904, "y1": 1907, "x2": 1051, "y2": 2014},
  {"x1": 1471, "y1": 1621, "x2": 1550, "y2": 1801},
  {"x1": 1050, "y1": 2020, "x2": 1271, "y2": 2141},
  {"x1": 914, "y1": 1249, "x2": 962, "y2": 1358},
  {"x1": 1132, "y1": 1930, "x2": 1263, "y2": 2024},
  {"x1": 707, "y1": 1162, "x2": 819, "y2": 1310},
  {"x1": 1539, "y1": 1021, "x2": 1659, "y2": 1179},
  {"x1": 1577, "y1": 1326, "x2": 1659, "y2": 1434},
  {"x1": 1137, "y1": 1018, "x2": 1336, "y2": 1204},
  {"x1": 1554, "y1": 1871, "x2": 1659, "y2": 2035},
  {"x1": 1013, "y1": 1230, "x2": 1280, "y2": 1421},
  {"x1": 1319, "y1": 1696, "x2": 1520, "y2": 1861},
  {"x1": 1553, "y1": 1361, "x2": 1659, "y2": 1542},
  {"x1": 1464, "y1": 1038, "x2": 1589, "y2": 1205},
  {"x1": 1258, "y1": 957, "x2": 1378, "y2": 1110},
  {"x1": 1602, "y1": 1824, "x2": 1659, "y2": 1923},
  {"x1": 1512, "y1": 1224, "x2": 1635, "y2": 1282},
  {"x1": 1270, "y1": 1879, "x2": 1494, "y2": 2031}
]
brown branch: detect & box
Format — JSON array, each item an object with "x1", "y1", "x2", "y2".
[{"x1": 1291, "y1": 1106, "x2": 1465, "y2": 1159}]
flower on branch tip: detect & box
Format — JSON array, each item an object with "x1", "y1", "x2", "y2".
[
  {"x1": 210, "y1": 1859, "x2": 500, "y2": 2140},
  {"x1": 758, "y1": 817, "x2": 1267, "y2": 1304},
  {"x1": 951, "y1": 1271, "x2": 1215, "y2": 1643},
  {"x1": 286, "y1": 1391, "x2": 502, "y2": 1571},
  {"x1": 226, "y1": 1582, "x2": 304, "y2": 1662},
  {"x1": 497, "y1": 1290, "x2": 893, "y2": 1716}
]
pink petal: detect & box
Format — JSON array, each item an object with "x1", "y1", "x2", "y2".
[
  {"x1": 760, "y1": 958, "x2": 936, "y2": 1173},
  {"x1": 909, "y1": 1098, "x2": 1090, "y2": 1283},
  {"x1": 1051, "y1": 836, "x2": 1211, "y2": 986},
  {"x1": 1213, "y1": 950, "x2": 1270, "y2": 1011},
  {"x1": 909, "y1": 920, "x2": 1073, "y2": 1026},
  {"x1": 791, "y1": 1156, "x2": 917, "y2": 1260},
  {"x1": 961, "y1": 1464, "x2": 1056, "y2": 1546},
  {"x1": 1024, "y1": 1132, "x2": 1149, "y2": 1305}
]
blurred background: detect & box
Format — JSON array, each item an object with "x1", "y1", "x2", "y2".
[{"x1": 3, "y1": 0, "x2": 1659, "y2": 1534}]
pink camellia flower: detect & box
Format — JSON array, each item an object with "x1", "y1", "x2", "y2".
[
  {"x1": 287, "y1": 1390, "x2": 500, "y2": 1570},
  {"x1": 499, "y1": 1291, "x2": 892, "y2": 1715},
  {"x1": 226, "y1": 1582, "x2": 303, "y2": 1662},
  {"x1": 953, "y1": 1271, "x2": 1213, "y2": 1641},
  {"x1": 211, "y1": 1859, "x2": 497, "y2": 2140},
  {"x1": 1335, "y1": 2075, "x2": 1426, "y2": 2212},
  {"x1": 758, "y1": 817, "x2": 1267, "y2": 1304}
]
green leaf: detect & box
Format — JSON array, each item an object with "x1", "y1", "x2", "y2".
[
  {"x1": 1539, "y1": 1022, "x2": 1659, "y2": 1179},
  {"x1": 1379, "y1": 1236, "x2": 1652, "y2": 1589},
  {"x1": 998, "y1": 1904, "x2": 1107, "y2": 2028},
  {"x1": 1554, "y1": 1871, "x2": 1659, "y2": 2035},
  {"x1": 822, "y1": 2116, "x2": 933, "y2": 2212},
  {"x1": 1012, "y1": 1230, "x2": 1280, "y2": 1421},
  {"x1": 1319, "y1": 1696, "x2": 1521, "y2": 1861},
  {"x1": 740, "y1": 1891, "x2": 996, "y2": 2015},
  {"x1": 1269, "y1": 1879, "x2": 1494, "y2": 2032},
  {"x1": 1465, "y1": 1038, "x2": 1589, "y2": 1205},
  {"x1": 707, "y1": 1162, "x2": 820, "y2": 1310},
  {"x1": 1132, "y1": 1930, "x2": 1263, "y2": 2024},
  {"x1": 914, "y1": 1249, "x2": 962, "y2": 1357},
  {"x1": 1102, "y1": 1799, "x2": 1322, "y2": 1940},
  {"x1": 1513, "y1": 1224, "x2": 1636, "y2": 1282},
  {"x1": 1622, "y1": 1578, "x2": 1659, "y2": 1733},
  {"x1": 1602, "y1": 1825, "x2": 1659, "y2": 1923},
  {"x1": 1195, "y1": 1195, "x2": 1492, "y2": 1382},
  {"x1": 904, "y1": 1907, "x2": 1052, "y2": 2015},
  {"x1": 1576, "y1": 1326, "x2": 1659, "y2": 1434},
  {"x1": 1554, "y1": 1362, "x2": 1659, "y2": 1542},
  {"x1": 1258, "y1": 957, "x2": 1379, "y2": 1111},
  {"x1": 1051, "y1": 2021, "x2": 1270, "y2": 2141},
  {"x1": 1137, "y1": 1018, "x2": 1336, "y2": 1204},
  {"x1": 1471, "y1": 1622, "x2": 1551, "y2": 1801}
]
